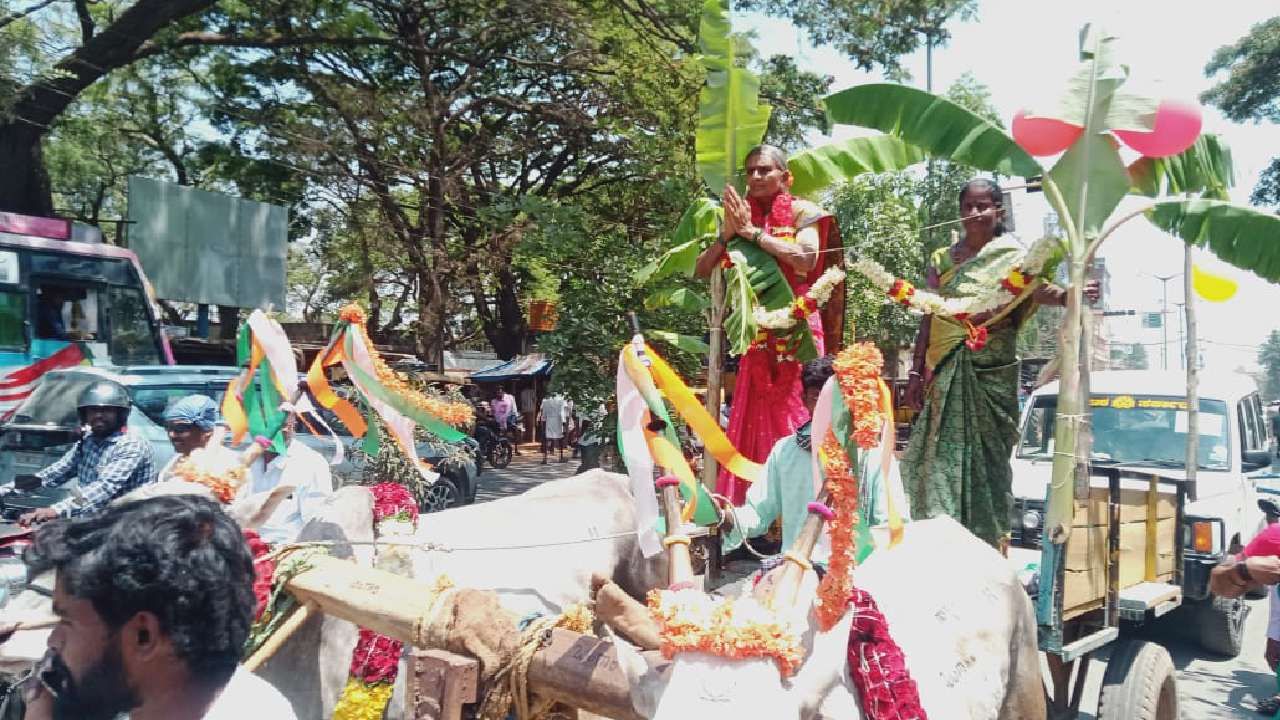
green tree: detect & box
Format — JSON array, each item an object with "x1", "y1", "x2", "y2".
[
  {"x1": 732, "y1": 0, "x2": 975, "y2": 76},
  {"x1": 1259, "y1": 329, "x2": 1280, "y2": 401},
  {"x1": 1202, "y1": 17, "x2": 1280, "y2": 207},
  {"x1": 830, "y1": 174, "x2": 921, "y2": 368}
]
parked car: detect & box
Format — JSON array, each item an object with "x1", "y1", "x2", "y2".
[
  {"x1": 1009, "y1": 370, "x2": 1271, "y2": 657},
  {"x1": 0, "y1": 365, "x2": 478, "y2": 513},
  {"x1": 0, "y1": 365, "x2": 240, "y2": 491},
  {"x1": 291, "y1": 405, "x2": 480, "y2": 511}
]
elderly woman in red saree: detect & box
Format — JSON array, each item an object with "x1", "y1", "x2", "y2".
[{"x1": 695, "y1": 145, "x2": 843, "y2": 505}]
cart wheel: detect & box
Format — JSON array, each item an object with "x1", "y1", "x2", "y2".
[
  {"x1": 1097, "y1": 639, "x2": 1177, "y2": 720},
  {"x1": 1197, "y1": 594, "x2": 1248, "y2": 657}
]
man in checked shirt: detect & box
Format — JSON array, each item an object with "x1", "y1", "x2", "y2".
[{"x1": 15, "y1": 379, "x2": 155, "y2": 527}]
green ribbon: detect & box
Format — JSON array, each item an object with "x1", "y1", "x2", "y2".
[{"x1": 341, "y1": 334, "x2": 466, "y2": 443}]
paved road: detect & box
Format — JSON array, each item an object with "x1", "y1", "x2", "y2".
[
  {"x1": 472, "y1": 443, "x2": 586, "y2": 502},
  {"x1": 1064, "y1": 594, "x2": 1274, "y2": 718},
  {"x1": 467, "y1": 456, "x2": 1279, "y2": 717}
]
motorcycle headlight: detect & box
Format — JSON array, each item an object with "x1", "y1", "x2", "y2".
[{"x1": 1022, "y1": 509, "x2": 1042, "y2": 530}]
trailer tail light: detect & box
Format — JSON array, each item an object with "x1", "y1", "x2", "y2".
[{"x1": 1192, "y1": 522, "x2": 1214, "y2": 553}]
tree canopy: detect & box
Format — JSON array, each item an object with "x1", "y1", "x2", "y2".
[{"x1": 1203, "y1": 17, "x2": 1280, "y2": 207}]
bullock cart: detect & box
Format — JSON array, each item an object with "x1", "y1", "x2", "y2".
[{"x1": 1026, "y1": 466, "x2": 1188, "y2": 720}]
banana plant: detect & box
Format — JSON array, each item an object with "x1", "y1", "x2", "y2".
[
  {"x1": 826, "y1": 25, "x2": 1280, "y2": 549},
  {"x1": 640, "y1": 0, "x2": 925, "y2": 357}
]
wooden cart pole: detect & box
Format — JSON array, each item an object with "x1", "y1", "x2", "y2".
[{"x1": 701, "y1": 266, "x2": 726, "y2": 493}]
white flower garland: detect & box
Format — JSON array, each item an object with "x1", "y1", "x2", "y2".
[
  {"x1": 850, "y1": 235, "x2": 1059, "y2": 320},
  {"x1": 752, "y1": 266, "x2": 847, "y2": 330}
]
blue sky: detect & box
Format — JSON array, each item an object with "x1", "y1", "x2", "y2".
[{"x1": 740, "y1": 1, "x2": 1277, "y2": 372}]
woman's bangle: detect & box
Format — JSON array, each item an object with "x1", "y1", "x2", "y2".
[{"x1": 751, "y1": 228, "x2": 765, "y2": 244}]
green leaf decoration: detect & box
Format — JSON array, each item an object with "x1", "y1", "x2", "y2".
[
  {"x1": 695, "y1": 0, "x2": 771, "y2": 194},
  {"x1": 644, "y1": 287, "x2": 710, "y2": 313},
  {"x1": 648, "y1": 329, "x2": 711, "y2": 355},
  {"x1": 1146, "y1": 199, "x2": 1280, "y2": 282},
  {"x1": 1046, "y1": 133, "x2": 1131, "y2": 238},
  {"x1": 1049, "y1": 26, "x2": 1144, "y2": 130},
  {"x1": 722, "y1": 241, "x2": 817, "y2": 361},
  {"x1": 635, "y1": 198, "x2": 722, "y2": 284},
  {"x1": 1129, "y1": 134, "x2": 1234, "y2": 200},
  {"x1": 722, "y1": 253, "x2": 760, "y2": 356},
  {"x1": 823, "y1": 83, "x2": 1042, "y2": 178},
  {"x1": 787, "y1": 136, "x2": 925, "y2": 198}
]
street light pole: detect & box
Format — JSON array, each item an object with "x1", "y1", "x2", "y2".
[
  {"x1": 1153, "y1": 273, "x2": 1180, "y2": 370},
  {"x1": 1174, "y1": 302, "x2": 1185, "y2": 370}
]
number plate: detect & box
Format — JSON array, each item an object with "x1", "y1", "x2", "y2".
[{"x1": 12, "y1": 453, "x2": 46, "y2": 470}]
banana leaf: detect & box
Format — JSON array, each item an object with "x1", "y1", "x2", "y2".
[
  {"x1": 695, "y1": 0, "x2": 770, "y2": 193},
  {"x1": 634, "y1": 198, "x2": 722, "y2": 284},
  {"x1": 787, "y1": 135, "x2": 925, "y2": 198},
  {"x1": 1129, "y1": 134, "x2": 1234, "y2": 200},
  {"x1": 644, "y1": 287, "x2": 710, "y2": 313},
  {"x1": 1146, "y1": 199, "x2": 1280, "y2": 282},
  {"x1": 722, "y1": 241, "x2": 818, "y2": 361},
  {"x1": 823, "y1": 83, "x2": 1042, "y2": 178},
  {"x1": 648, "y1": 330, "x2": 711, "y2": 355},
  {"x1": 1047, "y1": 133, "x2": 1131, "y2": 239}
]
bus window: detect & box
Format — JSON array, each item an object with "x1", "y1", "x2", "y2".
[
  {"x1": 106, "y1": 286, "x2": 160, "y2": 365},
  {"x1": 0, "y1": 291, "x2": 24, "y2": 350}
]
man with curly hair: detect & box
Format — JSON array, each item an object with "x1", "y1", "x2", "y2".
[{"x1": 6, "y1": 495, "x2": 295, "y2": 720}]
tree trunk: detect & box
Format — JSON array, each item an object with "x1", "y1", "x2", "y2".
[
  {"x1": 0, "y1": 124, "x2": 54, "y2": 215},
  {"x1": 0, "y1": 0, "x2": 217, "y2": 212}
]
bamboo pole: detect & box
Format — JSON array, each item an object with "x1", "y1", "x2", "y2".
[
  {"x1": 1184, "y1": 245, "x2": 1199, "y2": 494},
  {"x1": 244, "y1": 603, "x2": 316, "y2": 671},
  {"x1": 702, "y1": 267, "x2": 726, "y2": 492}
]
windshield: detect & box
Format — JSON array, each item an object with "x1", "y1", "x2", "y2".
[
  {"x1": 9, "y1": 374, "x2": 225, "y2": 428},
  {"x1": 1018, "y1": 394, "x2": 1232, "y2": 471}
]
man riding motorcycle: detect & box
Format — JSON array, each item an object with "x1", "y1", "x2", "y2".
[{"x1": 10, "y1": 380, "x2": 155, "y2": 526}]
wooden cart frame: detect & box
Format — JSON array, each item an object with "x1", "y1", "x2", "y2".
[{"x1": 1037, "y1": 466, "x2": 1188, "y2": 720}]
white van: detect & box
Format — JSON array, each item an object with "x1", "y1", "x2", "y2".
[{"x1": 1010, "y1": 370, "x2": 1272, "y2": 656}]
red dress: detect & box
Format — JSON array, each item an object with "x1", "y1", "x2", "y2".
[{"x1": 716, "y1": 193, "x2": 839, "y2": 505}]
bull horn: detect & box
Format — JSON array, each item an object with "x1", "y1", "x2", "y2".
[
  {"x1": 763, "y1": 490, "x2": 829, "y2": 609},
  {"x1": 655, "y1": 476, "x2": 695, "y2": 588}
]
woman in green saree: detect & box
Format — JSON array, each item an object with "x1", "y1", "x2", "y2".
[{"x1": 902, "y1": 178, "x2": 1094, "y2": 546}]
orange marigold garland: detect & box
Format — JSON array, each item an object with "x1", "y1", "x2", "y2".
[
  {"x1": 337, "y1": 303, "x2": 473, "y2": 427},
  {"x1": 647, "y1": 588, "x2": 804, "y2": 678},
  {"x1": 815, "y1": 342, "x2": 886, "y2": 631}
]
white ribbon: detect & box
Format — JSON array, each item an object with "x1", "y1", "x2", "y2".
[{"x1": 616, "y1": 347, "x2": 662, "y2": 558}]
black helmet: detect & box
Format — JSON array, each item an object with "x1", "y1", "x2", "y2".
[{"x1": 76, "y1": 380, "x2": 131, "y2": 411}]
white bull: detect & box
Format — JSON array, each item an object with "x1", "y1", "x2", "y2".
[
  {"x1": 260, "y1": 469, "x2": 670, "y2": 719},
  {"x1": 616, "y1": 516, "x2": 1045, "y2": 720}
]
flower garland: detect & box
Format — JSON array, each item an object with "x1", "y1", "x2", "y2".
[
  {"x1": 168, "y1": 442, "x2": 256, "y2": 503},
  {"x1": 815, "y1": 343, "x2": 885, "y2": 632},
  {"x1": 849, "y1": 234, "x2": 1058, "y2": 321},
  {"x1": 332, "y1": 482, "x2": 422, "y2": 720},
  {"x1": 647, "y1": 587, "x2": 805, "y2": 678},
  {"x1": 337, "y1": 304, "x2": 474, "y2": 427},
  {"x1": 753, "y1": 266, "x2": 847, "y2": 330},
  {"x1": 749, "y1": 191, "x2": 796, "y2": 238}
]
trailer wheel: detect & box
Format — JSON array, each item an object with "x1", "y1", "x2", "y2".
[
  {"x1": 1096, "y1": 639, "x2": 1177, "y2": 720},
  {"x1": 1198, "y1": 594, "x2": 1248, "y2": 657}
]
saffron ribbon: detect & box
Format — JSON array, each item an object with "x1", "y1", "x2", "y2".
[
  {"x1": 304, "y1": 322, "x2": 368, "y2": 438},
  {"x1": 222, "y1": 339, "x2": 265, "y2": 443},
  {"x1": 642, "y1": 344, "x2": 763, "y2": 485},
  {"x1": 621, "y1": 345, "x2": 699, "y2": 524}
]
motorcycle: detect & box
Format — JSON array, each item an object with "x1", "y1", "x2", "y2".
[{"x1": 473, "y1": 422, "x2": 513, "y2": 471}]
